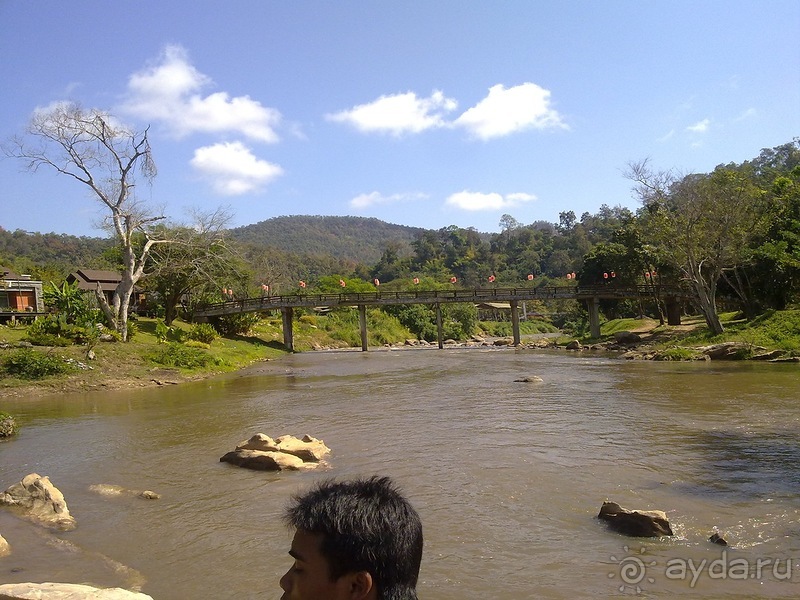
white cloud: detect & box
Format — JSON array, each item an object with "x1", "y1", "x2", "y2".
[
  {"x1": 190, "y1": 142, "x2": 283, "y2": 195},
  {"x1": 327, "y1": 90, "x2": 457, "y2": 135},
  {"x1": 445, "y1": 191, "x2": 536, "y2": 211},
  {"x1": 454, "y1": 83, "x2": 567, "y2": 140},
  {"x1": 350, "y1": 191, "x2": 427, "y2": 209},
  {"x1": 122, "y1": 45, "x2": 281, "y2": 142},
  {"x1": 686, "y1": 118, "x2": 710, "y2": 133}
]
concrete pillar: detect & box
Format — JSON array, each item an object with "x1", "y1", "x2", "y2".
[
  {"x1": 358, "y1": 305, "x2": 368, "y2": 351},
  {"x1": 587, "y1": 297, "x2": 601, "y2": 339},
  {"x1": 510, "y1": 300, "x2": 521, "y2": 346},
  {"x1": 281, "y1": 307, "x2": 294, "y2": 352},
  {"x1": 435, "y1": 303, "x2": 444, "y2": 349},
  {"x1": 665, "y1": 296, "x2": 683, "y2": 325}
]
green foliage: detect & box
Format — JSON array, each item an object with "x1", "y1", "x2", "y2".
[
  {"x1": 187, "y1": 322, "x2": 217, "y2": 344},
  {"x1": 320, "y1": 308, "x2": 411, "y2": 347},
  {"x1": 43, "y1": 280, "x2": 87, "y2": 323},
  {"x1": 655, "y1": 347, "x2": 704, "y2": 361},
  {"x1": 154, "y1": 320, "x2": 170, "y2": 343},
  {"x1": 298, "y1": 315, "x2": 318, "y2": 326},
  {"x1": 24, "y1": 314, "x2": 98, "y2": 346},
  {"x1": 0, "y1": 411, "x2": 18, "y2": 437},
  {"x1": 211, "y1": 312, "x2": 262, "y2": 336},
  {"x1": 144, "y1": 342, "x2": 220, "y2": 369},
  {"x1": 479, "y1": 319, "x2": 558, "y2": 337},
  {"x1": 1, "y1": 348, "x2": 74, "y2": 379}
]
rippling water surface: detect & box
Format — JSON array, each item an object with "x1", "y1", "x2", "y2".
[{"x1": 1, "y1": 348, "x2": 798, "y2": 598}]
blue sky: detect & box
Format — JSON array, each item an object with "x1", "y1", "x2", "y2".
[{"x1": 1, "y1": 1, "x2": 798, "y2": 238}]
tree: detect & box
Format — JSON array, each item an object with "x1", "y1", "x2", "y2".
[
  {"x1": 6, "y1": 102, "x2": 178, "y2": 340},
  {"x1": 143, "y1": 209, "x2": 241, "y2": 325},
  {"x1": 627, "y1": 160, "x2": 764, "y2": 334}
]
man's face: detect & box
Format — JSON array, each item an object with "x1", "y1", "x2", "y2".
[{"x1": 280, "y1": 529, "x2": 368, "y2": 600}]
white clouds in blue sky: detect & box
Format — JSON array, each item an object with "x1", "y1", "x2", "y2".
[
  {"x1": 121, "y1": 45, "x2": 282, "y2": 143},
  {"x1": 327, "y1": 91, "x2": 457, "y2": 136},
  {"x1": 0, "y1": 1, "x2": 798, "y2": 236}
]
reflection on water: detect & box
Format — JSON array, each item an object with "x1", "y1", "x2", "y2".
[{"x1": 1, "y1": 349, "x2": 798, "y2": 599}]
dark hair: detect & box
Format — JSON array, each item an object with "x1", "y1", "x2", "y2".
[{"x1": 284, "y1": 476, "x2": 423, "y2": 600}]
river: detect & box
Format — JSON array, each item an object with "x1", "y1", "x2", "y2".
[{"x1": 1, "y1": 348, "x2": 798, "y2": 598}]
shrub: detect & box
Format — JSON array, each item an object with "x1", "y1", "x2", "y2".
[
  {"x1": 144, "y1": 342, "x2": 220, "y2": 369},
  {"x1": 2, "y1": 348, "x2": 74, "y2": 379},
  {"x1": 154, "y1": 320, "x2": 170, "y2": 343},
  {"x1": 211, "y1": 313, "x2": 261, "y2": 336},
  {"x1": 0, "y1": 411, "x2": 18, "y2": 437},
  {"x1": 188, "y1": 323, "x2": 217, "y2": 344},
  {"x1": 298, "y1": 314, "x2": 318, "y2": 326}
]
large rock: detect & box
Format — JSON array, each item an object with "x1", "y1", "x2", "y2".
[
  {"x1": 613, "y1": 331, "x2": 642, "y2": 344},
  {"x1": 698, "y1": 342, "x2": 764, "y2": 360},
  {"x1": 0, "y1": 533, "x2": 9, "y2": 557},
  {"x1": 0, "y1": 583, "x2": 152, "y2": 599},
  {"x1": 597, "y1": 501, "x2": 673, "y2": 537},
  {"x1": 223, "y1": 433, "x2": 331, "y2": 471},
  {"x1": 220, "y1": 449, "x2": 306, "y2": 471},
  {"x1": 235, "y1": 433, "x2": 280, "y2": 452},
  {"x1": 0, "y1": 474, "x2": 75, "y2": 531},
  {"x1": 275, "y1": 434, "x2": 331, "y2": 462}
]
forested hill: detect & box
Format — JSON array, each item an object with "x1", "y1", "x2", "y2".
[{"x1": 229, "y1": 215, "x2": 428, "y2": 264}]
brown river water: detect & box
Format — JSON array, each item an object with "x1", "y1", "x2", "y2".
[{"x1": 1, "y1": 347, "x2": 799, "y2": 599}]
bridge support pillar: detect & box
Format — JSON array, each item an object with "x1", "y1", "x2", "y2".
[
  {"x1": 281, "y1": 307, "x2": 294, "y2": 352},
  {"x1": 587, "y1": 297, "x2": 601, "y2": 339},
  {"x1": 510, "y1": 300, "x2": 521, "y2": 346},
  {"x1": 435, "y1": 303, "x2": 444, "y2": 349},
  {"x1": 665, "y1": 296, "x2": 682, "y2": 326},
  {"x1": 358, "y1": 305, "x2": 368, "y2": 351}
]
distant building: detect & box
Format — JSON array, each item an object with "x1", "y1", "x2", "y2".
[
  {"x1": 65, "y1": 268, "x2": 144, "y2": 312},
  {"x1": 66, "y1": 269, "x2": 123, "y2": 306},
  {"x1": 0, "y1": 267, "x2": 45, "y2": 322}
]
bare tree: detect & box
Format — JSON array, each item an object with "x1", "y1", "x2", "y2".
[{"x1": 6, "y1": 102, "x2": 172, "y2": 340}]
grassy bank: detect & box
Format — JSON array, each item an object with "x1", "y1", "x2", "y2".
[{"x1": 591, "y1": 310, "x2": 800, "y2": 356}]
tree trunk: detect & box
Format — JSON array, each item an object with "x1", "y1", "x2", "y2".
[{"x1": 691, "y1": 277, "x2": 724, "y2": 335}]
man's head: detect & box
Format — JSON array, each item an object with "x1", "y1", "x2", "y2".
[{"x1": 280, "y1": 476, "x2": 423, "y2": 600}]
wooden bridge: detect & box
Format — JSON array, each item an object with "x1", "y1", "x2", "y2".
[{"x1": 193, "y1": 285, "x2": 688, "y2": 351}]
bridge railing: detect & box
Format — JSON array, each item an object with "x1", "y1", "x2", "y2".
[{"x1": 193, "y1": 285, "x2": 689, "y2": 317}]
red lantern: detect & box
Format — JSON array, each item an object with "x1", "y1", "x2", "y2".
[
  {"x1": 413, "y1": 277, "x2": 420, "y2": 285},
  {"x1": 299, "y1": 280, "x2": 306, "y2": 288},
  {"x1": 645, "y1": 272, "x2": 651, "y2": 278},
  {"x1": 611, "y1": 271, "x2": 616, "y2": 278},
  {"x1": 222, "y1": 287, "x2": 228, "y2": 295},
  {"x1": 603, "y1": 272, "x2": 608, "y2": 279},
  {"x1": 374, "y1": 279, "x2": 380, "y2": 286},
  {"x1": 339, "y1": 279, "x2": 346, "y2": 287},
  {"x1": 450, "y1": 276, "x2": 457, "y2": 284},
  {"x1": 488, "y1": 275, "x2": 495, "y2": 283},
  {"x1": 566, "y1": 273, "x2": 572, "y2": 280},
  {"x1": 527, "y1": 274, "x2": 534, "y2": 280}
]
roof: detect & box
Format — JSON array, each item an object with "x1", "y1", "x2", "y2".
[
  {"x1": 67, "y1": 269, "x2": 122, "y2": 292},
  {"x1": 0, "y1": 267, "x2": 19, "y2": 280},
  {"x1": 476, "y1": 302, "x2": 512, "y2": 310}
]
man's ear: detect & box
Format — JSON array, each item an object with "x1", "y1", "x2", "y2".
[{"x1": 345, "y1": 570, "x2": 375, "y2": 600}]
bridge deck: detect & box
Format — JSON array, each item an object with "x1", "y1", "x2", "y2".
[{"x1": 194, "y1": 285, "x2": 686, "y2": 318}]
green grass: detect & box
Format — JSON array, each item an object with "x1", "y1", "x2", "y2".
[{"x1": 479, "y1": 319, "x2": 559, "y2": 337}]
